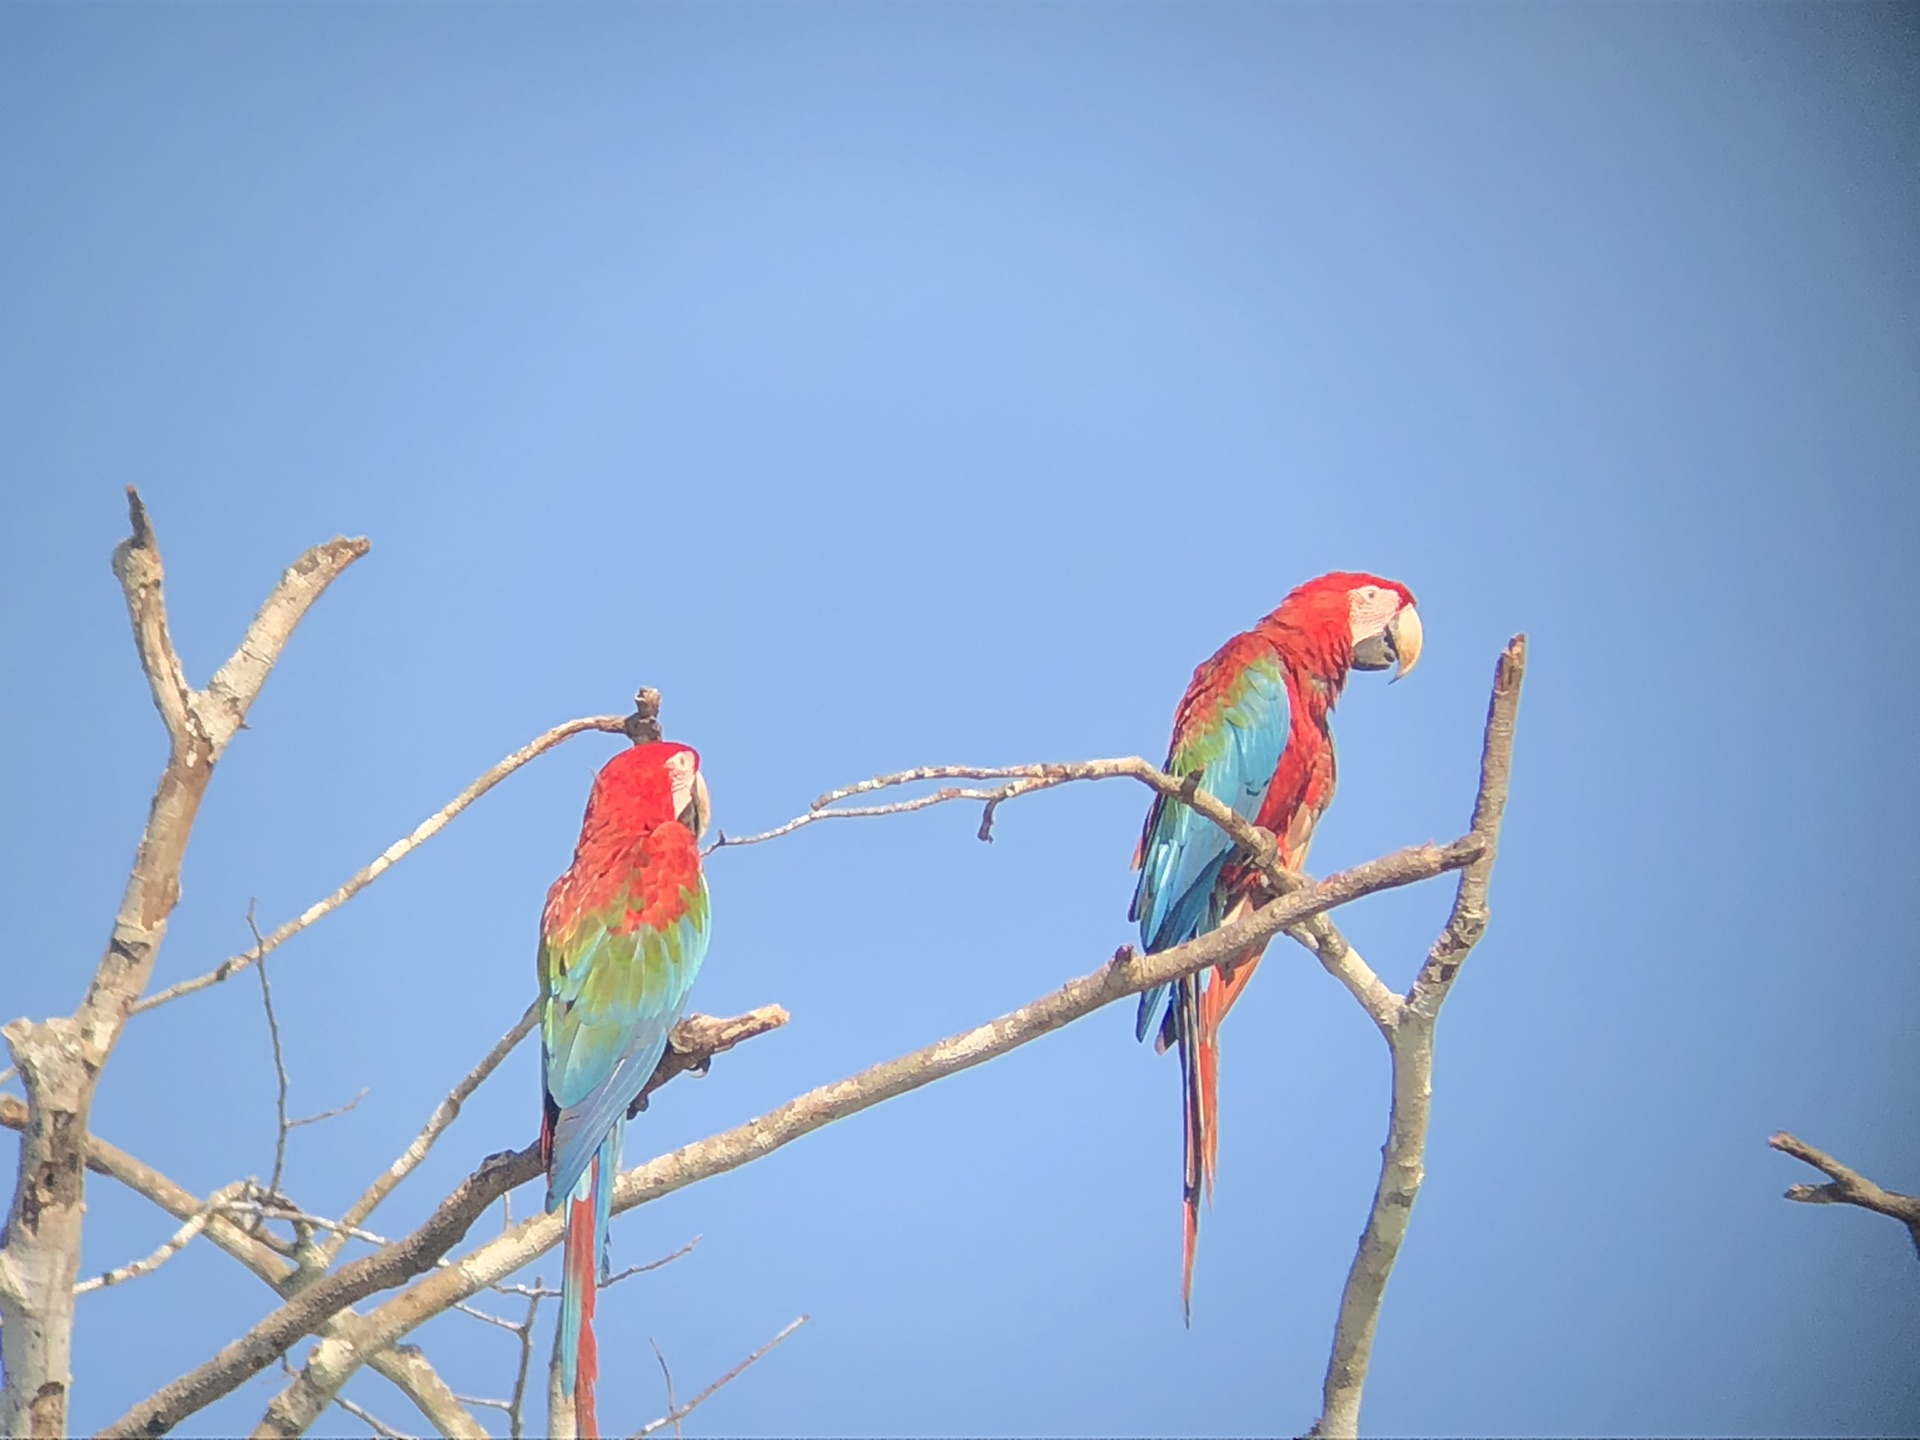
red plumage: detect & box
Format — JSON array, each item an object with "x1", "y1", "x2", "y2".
[
  {"x1": 566, "y1": 1164, "x2": 602, "y2": 1439},
  {"x1": 1137, "y1": 571, "x2": 1420, "y2": 1314},
  {"x1": 542, "y1": 743, "x2": 704, "y2": 943},
  {"x1": 539, "y1": 739, "x2": 713, "y2": 1436}
]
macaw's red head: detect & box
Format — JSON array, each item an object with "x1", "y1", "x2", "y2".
[
  {"x1": 1273, "y1": 571, "x2": 1423, "y2": 681},
  {"x1": 586, "y1": 740, "x2": 713, "y2": 843}
]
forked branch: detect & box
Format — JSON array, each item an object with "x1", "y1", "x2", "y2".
[
  {"x1": 1306, "y1": 634, "x2": 1525, "y2": 1440},
  {"x1": 137, "y1": 717, "x2": 629, "y2": 1015},
  {"x1": 0, "y1": 490, "x2": 368, "y2": 1439},
  {"x1": 629, "y1": 1315, "x2": 809, "y2": 1438},
  {"x1": 1769, "y1": 1132, "x2": 1920, "y2": 1254},
  {"x1": 0, "y1": 1090, "x2": 485, "y2": 1436},
  {"x1": 101, "y1": 1006, "x2": 791, "y2": 1440},
  {"x1": 240, "y1": 836, "x2": 1478, "y2": 1436}
]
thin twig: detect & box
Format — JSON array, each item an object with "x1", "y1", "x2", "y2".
[
  {"x1": 251, "y1": 906, "x2": 293, "y2": 1213},
  {"x1": 289, "y1": 1088, "x2": 370, "y2": 1129},
  {"x1": 135, "y1": 718, "x2": 628, "y2": 1015},
  {"x1": 332, "y1": 1389, "x2": 418, "y2": 1440},
  {"x1": 495, "y1": 1238, "x2": 702, "y2": 1299},
  {"x1": 648, "y1": 1339, "x2": 681, "y2": 1440},
  {"x1": 323, "y1": 1003, "x2": 541, "y2": 1267},
  {"x1": 711, "y1": 757, "x2": 1291, "y2": 891},
  {"x1": 73, "y1": 1210, "x2": 212, "y2": 1296},
  {"x1": 630, "y1": 1317, "x2": 808, "y2": 1439},
  {"x1": 453, "y1": 1303, "x2": 523, "y2": 1332},
  {"x1": 74, "y1": 1183, "x2": 250, "y2": 1296},
  {"x1": 1770, "y1": 1132, "x2": 1920, "y2": 1253},
  {"x1": 456, "y1": 1394, "x2": 517, "y2": 1417},
  {"x1": 709, "y1": 781, "x2": 1049, "y2": 850},
  {"x1": 217, "y1": 1200, "x2": 395, "y2": 1251}
]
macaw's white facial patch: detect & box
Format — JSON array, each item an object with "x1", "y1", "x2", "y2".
[
  {"x1": 666, "y1": 749, "x2": 699, "y2": 819},
  {"x1": 1349, "y1": 585, "x2": 1401, "y2": 644}
]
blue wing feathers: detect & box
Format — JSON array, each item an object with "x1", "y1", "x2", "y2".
[
  {"x1": 547, "y1": 1023, "x2": 672, "y2": 1206},
  {"x1": 1132, "y1": 652, "x2": 1291, "y2": 1040}
]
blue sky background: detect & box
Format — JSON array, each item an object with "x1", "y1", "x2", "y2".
[{"x1": 3, "y1": 3, "x2": 1917, "y2": 1435}]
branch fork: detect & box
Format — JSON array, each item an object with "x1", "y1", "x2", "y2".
[
  {"x1": 1769, "y1": 1131, "x2": 1920, "y2": 1254},
  {"x1": 7, "y1": 487, "x2": 1531, "y2": 1440},
  {"x1": 2, "y1": 490, "x2": 368, "y2": 1439}
]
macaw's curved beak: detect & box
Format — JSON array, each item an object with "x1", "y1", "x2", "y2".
[
  {"x1": 1352, "y1": 604, "x2": 1424, "y2": 681},
  {"x1": 680, "y1": 771, "x2": 712, "y2": 841}
]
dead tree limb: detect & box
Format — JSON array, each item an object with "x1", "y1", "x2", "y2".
[
  {"x1": 628, "y1": 1315, "x2": 808, "y2": 1439},
  {"x1": 136, "y1": 719, "x2": 627, "y2": 1015},
  {"x1": 319, "y1": 1004, "x2": 542, "y2": 1271},
  {"x1": 241, "y1": 838, "x2": 1477, "y2": 1438},
  {"x1": 0, "y1": 490, "x2": 368, "y2": 1439},
  {"x1": 1304, "y1": 635, "x2": 1525, "y2": 1439},
  {"x1": 98, "y1": 1008, "x2": 789, "y2": 1439},
  {"x1": 0, "y1": 1086, "x2": 485, "y2": 1439},
  {"x1": 1769, "y1": 1132, "x2": 1920, "y2": 1255}
]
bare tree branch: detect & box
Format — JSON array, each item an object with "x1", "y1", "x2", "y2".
[
  {"x1": 0, "y1": 490, "x2": 368, "y2": 1439},
  {"x1": 111, "y1": 487, "x2": 196, "y2": 744},
  {"x1": 136, "y1": 720, "x2": 627, "y2": 1015},
  {"x1": 508, "y1": 1286, "x2": 541, "y2": 1440},
  {"x1": 629, "y1": 1316, "x2": 808, "y2": 1439},
  {"x1": 74, "y1": 1184, "x2": 248, "y2": 1296},
  {"x1": 252, "y1": 908, "x2": 294, "y2": 1215},
  {"x1": 240, "y1": 839, "x2": 1477, "y2": 1437},
  {"x1": 322, "y1": 1004, "x2": 541, "y2": 1269},
  {"x1": 0, "y1": 1096, "x2": 486, "y2": 1437},
  {"x1": 1285, "y1": 916, "x2": 1401, "y2": 1040},
  {"x1": 100, "y1": 1007, "x2": 789, "y2": 1439},
  {"x1": 487, "y1": 1237, "x2": 698, "y2": 1302},
  {"x1": 646, "y1": 1339, "x2": 679, "y2": 1440},
  {"x1": 289, "y1": 1090, "x2": 370, "y2": 1131},
  {"x1": 328, "y1": 1387, "x2": 417, "y2": 1440},
  {"x1": 1769, "y1": 1132, "x2": 1920, "y2": 1254},
  {"x1": 1307, "y1": 635, "x2": 1526, "y2": 1440},
  {"x1": 713, "y1": 756, "x2": 1294, "y2": 890},
  {"x1": 629, "y1": 1007, "x2": 791, "y2": 1117},
  {"x1": 364, "y1": 1349, "x2": 487, "y2": 1440}
]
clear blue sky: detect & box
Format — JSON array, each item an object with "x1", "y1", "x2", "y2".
[{"x1": 3, "y1": 3, "x2": 1916, "y2": 1434}]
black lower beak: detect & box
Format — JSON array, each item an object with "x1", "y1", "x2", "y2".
[{"x1": 1351, "y1": 631, "x2": 1397, "y2": 672}]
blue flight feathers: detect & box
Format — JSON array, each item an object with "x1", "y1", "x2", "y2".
[{"x1": 1131, "y1": 656, "x2": 1291, "y2": 1038}]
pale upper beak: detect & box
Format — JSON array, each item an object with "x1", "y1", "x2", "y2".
[
  {"x1": 1352, "y1": 603, "x2": 1423, "y2": 681},
  {"x1": 1386, "y1": 604, "x2": 1422, "y2": 681},
  {"x1": 679, "y1": 771, "x2": 712, "y2": 841}
]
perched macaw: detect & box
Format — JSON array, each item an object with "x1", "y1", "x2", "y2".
[
  {"x1": 540, "y1": 741, "x2": 712, "y2": 1438},
  {"x1": 1131, "y1": 571, "x2": 1422, "y2": 1317}
]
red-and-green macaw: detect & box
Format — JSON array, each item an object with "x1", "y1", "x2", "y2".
[
  {"x1": 540, "y1": 741, "x2": 713, "y2": 1438},
  {"x1": 1131, "y1": 571, "x2": 1422, "y2": 1317}
]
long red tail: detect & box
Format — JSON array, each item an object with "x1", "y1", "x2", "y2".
[
  {"x1": 563, "y1": 1158, "x2": 602, "y2": 1438},
  {"x1": 1180, "y1": 946, "x2": 1265, "y2": 1318}
]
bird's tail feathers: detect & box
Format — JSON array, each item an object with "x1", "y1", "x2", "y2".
[
  {"x1": 1176, "y1": 974, "x2": 1204, "y2": 1323},
  {"x1": 559, "y1": 1123, "x2": 622, "y2": 1439},
  {"x1": 1194, "y1": 949, "x2": 1261, "y2": 1190},
  {"x1": 1175, "y1": 942, "x2": 1270, "y2": 1318}
]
